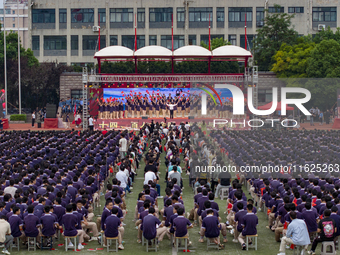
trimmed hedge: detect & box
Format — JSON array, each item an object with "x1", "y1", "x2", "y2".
[{"x1": 10, "y1": 114, "x2": 26, "y2": 121}]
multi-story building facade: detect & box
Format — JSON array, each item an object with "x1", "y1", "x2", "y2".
[
  {"x1": 0, "y1": 0, "x2": 29, "y2": 49},
  {"x1": 28, "y1": 0, "x2": 339, "y2": 66}
]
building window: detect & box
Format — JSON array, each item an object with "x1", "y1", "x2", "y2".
[
  {"x1": 12, "y1": 17, "x2": 15, "y2": 22},
  {"x1": 189, "y1": 7, "x2": 212, "y2": 22},
  {"x1": 161, "y1": 35, "x2": 184, "y2": 50},
  {"x1": 312, "y1": 7, "x2": 336, "y2": 22},
  {"x1": 288, "y1": 7, "x2": 304, "y2": 13},
  {"x1": 71, "y1": 90, "x2": 83, "y2": 99},
  {"x1": 44, "y1": 36, "x2": 67, "y2": 50},
  {"x1": 98, "y1": 8, "x2": 106, "y2": 23},
  {"x1": 149, "y1": 8, "x2": 173, "y2": 22},
  {"x1": 0, "y1": 17, "x2": 3, "y2": 21},
  {"x1": 121, "y1": 35, "x2": 145, "y2": 50},
  {"x1": 110, "y1": 8, "x2": 133, "y2": 23},
  {"x1": 177, "y1": 7, "x2": 185, "y2": 22},
  {"x1": 5, "y1": 9, "x2": 10, "y2": 15},
  {"x1": 12, "y1": 24, "x2": 15, "y2": 27},
  {"x1": 268, "y1": 6, "x2": 284, "y2": 13},
  {"x1": 71, "y1": 35, "x2": 78, "y2": 50},
  {"x1": 217, "y1": 7, "x2": 224, "y2": 22},
  {"x1": 228, "y1": 35, "x2": 236, "y2": 45},
  {"x1": 83, "y1": 35, "x2": 105, "y2": 50},
  {"x1": 0, "y1": 10, "x2": 3, "y2": 15},
  {"x1": 149, "y1": 35, "x2": 157, "y2": 45},
  {"x1": 229, "y1": 7, "x2": 252, "y2": 22},
  {"x1": 256, "y1": 7, "x2": 264, "y2": 27},
  {"x1": 32, "y1": 9, "x2": 55, "y2": 23},
  {"x1": 71, "y1": 9, "x2": 94, "y2": 23},
  {"x1": 137, "y1": 8, "x2": 145, "y2": 22},
  {"x1": 59, "y1": 9, "x2": 67, "y2": 23},
  {"x1": 110, "y1": 35, "x2": 118, "y2": 45},
  {"x1": 259, "y1": 89, "x2": 273, "y2": 103},
  {"x1": 32, "y1": 36, "x2": 39, "y2": 50},
  {"x1": 189, "y1": 35, "x2": 196, "y2": 45},
  {"x1": 12, "y1": 10, "x2": 15, "y2": 14}
]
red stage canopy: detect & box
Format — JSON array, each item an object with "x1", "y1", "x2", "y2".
[{"x1": 258, "y1": 101, "x2": 294, "y2": 111}]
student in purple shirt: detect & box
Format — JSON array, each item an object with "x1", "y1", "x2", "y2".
[
  {"x1": 238, "y1": 204, "x2": 258, "y2": 250},
  {"x1": 173, "y1": 208, "x2": 193, "y2": 246},
  {"x1": 23, "y1": 205, "x2": 41, "y2": 248},
  {"x1": 302, "y1": 203, "x2": 319, "y2": 235},
  {"x1": 162, "y1": 199, "x2": 173, "y2": 227},
  {"x1": 137, "y1": 202, "x2": 150, "y2": 243},
  {"x1": 142, "y1": 207, "x2": 168, "y2": 244},
  {"x1": 199, "y1": 209, "x2": 225, "y2": 249},
  {"x1": 98, "y1": 200, "x2": 113, "y2": 232},
  {"x1": 103, "y1": 207, "x2": 124, "y2": 250},
  {"x1": 233, "y1": 202, "x2": 247, "y2": 243},
  {"x1": 40, "y1": 206, "x2": 58, "y2": 237},
  {"x1": 53, "y1": 198, "x2": 65, "y2": 226},
  {"x1": 62, "y1": 204, "x2": 85, "y2": 250},
  {"x1": 8, "y1": 207, "x2": 24, "y2": 243}
]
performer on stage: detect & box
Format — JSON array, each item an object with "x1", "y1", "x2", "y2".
[
  {"x1": 98, "y1": 101, "x2": 104, "y2": 119},
  {"x1": 155, "y1": 100, "x2": 160, "y2": 118},
  {"x1": 166, "y1": 100, "x2": 178, "y2": 119},
  {"x1": 136, "y1": 102, "x2": 141, "y2": 118}
]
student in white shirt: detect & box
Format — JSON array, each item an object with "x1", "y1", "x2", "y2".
[{"x1": 88, "y1": 116, "x2": 94, "y2": 131}]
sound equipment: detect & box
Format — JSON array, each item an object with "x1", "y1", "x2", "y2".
[
  {"x1": 188, "y1": 116, "x2": 195, "y2": 119},
  {"x1": 142, "y1": 116, "x2": 148, "y2": 119},
  {"x1": 38, "y1": 122, "x2": 41, "y2": 128},
  {"x1": 46, "y1": 104, "x2": 56, "y2": 118}
]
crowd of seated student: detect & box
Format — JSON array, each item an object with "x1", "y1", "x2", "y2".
[
  {"x1": 210, "y1": 129, "x2": 340, "y2": 170},
  {"x1": 247, "y1": 172, "x2": 340, "y2": 255},
  {"x1": 0, "y1": 128, "x2": 144, "y2": 254}
]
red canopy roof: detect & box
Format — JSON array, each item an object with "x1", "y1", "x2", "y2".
[{"x1": 258, "y1": 101, "x2": 294, "y2": 111}]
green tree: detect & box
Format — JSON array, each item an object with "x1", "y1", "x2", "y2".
[
  {"x1": 200, "y1": 37, "x2": 230, "y2": 50},
  {"x1": 253, "y1": 4, "x2": 298, "y2": 71},
  {"x1": 271, "y1": 36, "x2": 315, "y2": 78},
  {"x1": 306, "y1": 39, "x2": 340, "y2": 78}
]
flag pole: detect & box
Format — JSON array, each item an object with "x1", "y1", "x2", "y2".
[
  {"x1": 171, "y1": 13, "x2": 174, "y2": 51},
  {"x1": 4, "y1": 1, "x2": 7, "y2": 116},
  {"x1": 98, "y1": 12, "x2": 100, "y2": 51},
  {"x1": 245, "y1": 12, "x2": 247, "y2": 50},
  {"x1": 17, "y1": 0, "x2": 21, "y2": 114},
  {"x1": 134, "y1": 13, "x2": 137, "y2": 51},
  {"x1": 208, "y1": 13, "x2": 211, "y2": 51}
]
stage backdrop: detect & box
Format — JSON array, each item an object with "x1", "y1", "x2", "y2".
[{"x1": 90, "y1": 87, "x2": 234, "y2": 117}]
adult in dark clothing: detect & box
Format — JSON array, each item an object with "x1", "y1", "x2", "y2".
[{"x1": 309, "y1": 209, "x2": 337, "y2": 254}]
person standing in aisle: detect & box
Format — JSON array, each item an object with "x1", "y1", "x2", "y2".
[
  {"x1": 32, "y1": 111, "x2": 36, "y2": 127},
  {"x1": 88, "y1": 116, "x2": 94, "y2": 131}
]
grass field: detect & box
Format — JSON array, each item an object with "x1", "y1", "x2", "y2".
[{"x1": 9, "y1": 142, "x2": 325, "y2": 255}]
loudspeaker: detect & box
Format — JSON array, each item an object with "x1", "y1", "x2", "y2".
[
  {"x1": 46, "y1": 104, "x2": 56, "y2": 118},
  {"x1": 38, "y1": 122, "x2": 41, "y2": 128},
  {"x1": 188, "y1": 116, "x2": 195, "y2": 119},
  {"x1": 142, "y1": 116, "x2": 148, "y2": 119}
]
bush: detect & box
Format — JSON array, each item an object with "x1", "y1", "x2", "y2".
[{"x1": 10, "y1": 114, "x2": 26, "y2": 121}]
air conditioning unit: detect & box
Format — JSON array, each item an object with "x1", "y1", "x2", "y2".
[
  {"x1": 256, "y1": 21, "x2": 264, "y2": 27},
  {"x1": 318, "y1": 24, "x2": 326, "y2": 31},
  {"x1": 92, "y1": 26, "x2": 100, "y2": 32}
]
